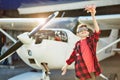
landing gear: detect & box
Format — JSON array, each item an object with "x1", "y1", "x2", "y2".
[
  {"x1": 41, "y1": 62, "x2": 50, "y2": 80},
  {"x1": 108, "y1": 73, "x2": 118, "y2": 80}
]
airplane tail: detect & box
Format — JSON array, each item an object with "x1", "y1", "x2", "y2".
[
  {"x1": 108, "y1": 29, "x2": 119, "y2": 43},
  {"x1": 97, "y1": 29, "x2": 119, "y2": 61}
]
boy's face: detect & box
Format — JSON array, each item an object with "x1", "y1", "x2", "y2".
[{"x1": 77, "y1": 27, "x2": 89, "y2": 38}]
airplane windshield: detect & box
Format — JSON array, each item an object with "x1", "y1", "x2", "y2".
[{"x1": 32, "y1": 30, "x2": 68, "y2": 44}]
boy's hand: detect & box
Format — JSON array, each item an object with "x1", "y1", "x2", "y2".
[
  {"x1": 61, "y1": 64, "x2": 68, "y2": 75},
  {"x1": 85, "y1": 4, "x2": 96, "y2": 15}
]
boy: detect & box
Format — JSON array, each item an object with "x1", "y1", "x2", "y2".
[{"x1": 61, "y1": 5, "x2": 102, "y2": 80}]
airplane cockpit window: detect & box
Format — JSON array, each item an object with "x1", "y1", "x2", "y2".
[{"x1": 32, "y1": 30, "x2": 68, "y2": 44}]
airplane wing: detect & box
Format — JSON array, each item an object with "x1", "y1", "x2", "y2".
[
  {"x1": 18, "y1": 0, "x2": 120, "y2": 14},
  {"x1": 78, "y1": 14, "x2": 120, "y2": 30},
  {"x1": 0, "y1": 11, "x2": 59, "y2": 62}
]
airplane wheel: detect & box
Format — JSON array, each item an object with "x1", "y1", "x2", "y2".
[{"x1": 108, "y1": 73, "x2": 118, "y2": 80}]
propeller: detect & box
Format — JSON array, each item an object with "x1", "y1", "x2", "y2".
[{"x1": 0, "y1": 11, "x2": 59, "y2": 62}]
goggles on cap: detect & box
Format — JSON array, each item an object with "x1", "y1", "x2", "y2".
[{"x1": 77, "y1": 26, "x2": 88, "y2": 33}]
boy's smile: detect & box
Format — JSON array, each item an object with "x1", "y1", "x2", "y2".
[{"x1": 77, "y1": 27, "x2": 89, "y2": 38}]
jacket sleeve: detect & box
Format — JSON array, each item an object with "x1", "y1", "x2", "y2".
[
  {"x1": 66, "y1": 42, "x2": 78, "y2": 65},
  {"x1": 90, "y1": 30, "x2": 101, "y2": 42},
  {"x1": 66, "y1": 50, "x2": 76, "y2": 65}
]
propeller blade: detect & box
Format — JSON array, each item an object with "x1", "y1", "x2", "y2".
[
  {"x1": 0, "y1": 41, "x2": 23, "y2": 62},
  {"x1": 0, "y1": 11, "x2": 59, "y2": 62},
  {"x1": 29, "y1": 11, "x2": 59, "y2": 37}
]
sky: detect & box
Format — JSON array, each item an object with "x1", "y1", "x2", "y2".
[{"x1": 0, "y1": 0, "x2": 84, "y2": 10}]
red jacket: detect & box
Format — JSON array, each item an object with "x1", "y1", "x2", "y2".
[{"x1": 66, "y1": 31, "x2": 102, "y2": 80}]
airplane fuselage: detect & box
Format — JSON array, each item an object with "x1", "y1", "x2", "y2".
[{"x1": 17, "y1": 29, "x2": 79, "y2": 69}]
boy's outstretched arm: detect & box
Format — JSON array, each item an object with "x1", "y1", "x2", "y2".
[{"x1": 85, "y1": 5, "x2": 100, "y2": 33}]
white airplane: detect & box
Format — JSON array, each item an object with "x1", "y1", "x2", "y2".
[{"x1": 0, "y1": 13, "x2": 120, "y2": 80}]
